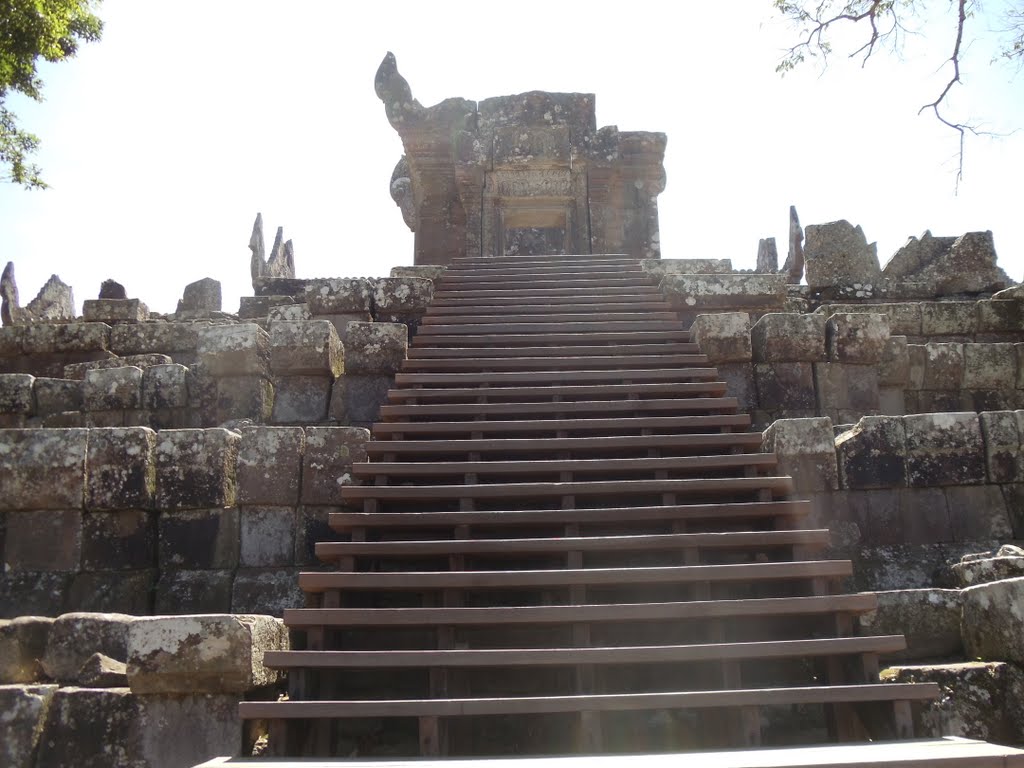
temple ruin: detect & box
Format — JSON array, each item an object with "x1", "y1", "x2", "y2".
[{"x1": 2, "y1": 56, "x2": 1024, "y2": 768}]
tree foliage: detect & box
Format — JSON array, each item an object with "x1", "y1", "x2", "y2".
[
  {"x1": 773, "y1": 1, "x2": 1024, "y2": 185},
  {"x1": 0, "y1": 0, "x2": 103, "y2": 189}
]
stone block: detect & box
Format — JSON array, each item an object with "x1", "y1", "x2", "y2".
[
  {"x1": 716, "y1": 364, "x2": 755, "y2": 412},
  {"x1": 301, "y1": 427, "x2": 370, "y2": 504},
  {"x1": 0, "y1": 684, "x2": 58, "y2": 768},
  {"x1": 127, "y1": 613, "x2": 285, "y2": 693},
  {"x1": 963, "y1": 342, "x2": 1015, "y2": 389},
  {"x1": 267, "y1": 302, "x2": 312, "y2": 324},
  {"x1": 269, "y1": 319, "x2": 343, "y2": 377},
  {"x1": 830, "y1": 303, "x2": 923, "y2": 337},
  {"x1": 85, "y1": 427, "x2": 156, "y2": 511},
  {"x1": 920, "y1": 301, "x2": 976, "y2": 337},
  {"x1": 640, "y1": 258, "x2": 732, "y2": 277},
  {"x1": 754, "y1": 362, "x2": 815, "y2": 410},
  {"x1": 858, "y1": 588, "x2": 962, "y2": 660},
  {"x1": 688, "y1": 312, "x2": 751, "y2": 364},
  {"x1": 342, "y1": 321, "x2": 408, "y2": 374},
  {"x1": 64, "y1": 353, "x2": 171, "y2": 381},
  {"x1": 0, "y1": 373, "x2": 34, "y2": 415},
  {"x1": 980, "y1": 411, "x2": 1021, "y2": 483},
  {"x1": 372, "y1": 277, "x2": 435, "y2": 319},
  {"x1": 34, "y1": 377, "x2": 82, "y2": 416},
  {"x1": 898, "y1": 487, "x2": 953, "y2": 544},
  {"x1": 1003, "y1": 483, "x2": 1024, "y2": 538},
  {"x1": 240, "y1": 506, "x2": 295, "y2": 567},
  {"x1": 155, "y1": 428, "x2": 239, "y2": 509},
  {"x1": 878, "y1": 386, "x2": 906, "y2": 417},
  {"x1": 977, "y1": 298, "x2": 1024, "y2": 333},
  {"x1": 141, "y1": 364, "x2": 189, "y2": 410},
  {"x1": 0, "y1": 572, "x2": 71, "y2": 619},
  {"x1": 750, "y1": 313, "x2": 825, "y2": 362},
  {"x1": 4, "y1": 510, "x2": 82, "y2": 571},
  {"x1": 294, "y1": 505, "x2": 333, "y2": 566},
  {"x1": 835, "y1": 416, "x2": 907, "y2": 489},
  {"x1": 158, "y1": 507, "x2": 239, "y2": 570},
  {"x1": 962, "y1": 577, "x2": 1024, "y2": 665},
  {"x1": 329, "y1": 374, "x2": 393, "y2": 424},
  {"x1": 761, "y1": 417, "x2": 838, "y2": 492},
  {"x1": 48, "y1": 323, "x2": 111, "y2": 354},
  {"x1": 390, "y1": 265, "x2": 447, "y2": 281},
  {"x1": 35, "y1": 686, "x2": 241, "y2": 768},
  {"x1": 804, "y1": 220, "x2": 880, "y2": 291},
  {"x1": 814, "y1": 363, "x2": 879, "y2": 414},
  {"x1": 82, "y1": 366, "x2": 143, "y2": 411},
  {"x1": 154, "y1": 569, "x2": 233, "y2": 614},
  {"x1": 214, "y1": 374, "x2": 273, "y2": 423},
  {"x1": 881, "y1": 662, "x2": 1024, "y2": 743},
  {"x1": 66, "y1": 570, "x2": 155, "y2": 615},
  {"x1": 879, "y1": 336, "x2": 910, "y2": 387},
  {"x1": 254, "y1": 276, "x2": 312, "y2": 297},
  {"x1": 271, "y1": 375, "x2": 331, "y2": 423},
  {"x1": 82, "y1": 298, "x2": 149, "y2": 324},
  {"x1": 0, "y1": 616, "x2": 52, "y2": 683},
  {"x1": 0, "y1": 326, "x2": 24, "y2": 357},
  {"x1": 305, "y1": 277, "x2": 374, "y2": 314},
  {"x1": 82, "y1": 511, "x2": 157, "y2": 570},
  {"x1": 660, "y1": 273, "x2": 786, "y2": 312},
  {"x1": 946, "y1": 485, "x2": 1013, "y2": 542},
  {"x1": 0, "y1": 428, "x2": 88, "y2": 510},
  {"x1": 904, "y1": 412, "x2": 985, "y2": 486},
  {"x1": 952, "y1": 545, "x2": 1024, "y2": 587},
  {"x1": 41, "y1": 612, "x2": 133, "y2": 683},
  {"x1": 907, "y1": 344, "x2": 926, "y2": 390},
  {"x1": 110, "y1": 322, "x2": 202, "y2": 356},
  {"x1": 75, "y1": 653, "x2": 127, "y2": 687},
  {"x1": 238, "y1": 295, "x2": 300, "y2": 319},
  {"x1": 177, "y1": 277, "x2": 222, "y2": 313},
  {"x1": 852, "y1": 543, "x2": 949, "y2": 591},
  {"x1": 231, "y1": 568, "x2": 305, "y2": 615},
  {"x1": 826, "y1": 313, "x2": 889, "y2": 364},
  {"x1": 236, "y1": 426, "x2": 304, "y2": 506},
  {"x1": 196, "y1": 323, "x2": 270, "y2": 377},
  {"x1": 845, "y1": 489, "x2": 903, "y2": 545}
]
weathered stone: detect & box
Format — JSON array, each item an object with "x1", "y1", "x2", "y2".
[
  {"x1": 0, "y1": 616, "x2": 52, "y2": 683},
  {"x1": 63, "y1": 354, "x2": 171, "y2": 381},
  {"x1": 196, "y1": 323, "x2": 270, "y2": 377},
  {"x1": 154, "y1": 569, "x2": 233, "y2": 614},
  {"x1": 826, "y1": 313, "x2": 889, "y2": 364},
  {"x1": 35, "y1": 686, "x2": 241, "y2": 768},
  {"x1": 294, "y1": 505, "x2": 333, "y2": 566},
  {"x1": 977, "y1": 298, "x2": 1024, "y2": 334},
  {"x1": 4, "y1": 510, "x2": 82, "y2": 571},
  {"x1": 980, "y1": 411, "x2": 1022, "y2": 483},
  {"x1": 82, "y1": 299, "x2": 149, "y2": 324},
  {"x1": 881, "y1": 662, "x2": 1024, "y2": 743},
  {"x1": 717, "y1": 364, "x2": 756, "y2": 413},
  {"x1": 267, "y1": 302, "x2": 311, "y2": 323},
  {"x1": 919, "y1": 342, "x2": 965, "y2": 390},
  {"x1": 852, "y1": 543, "x2": 950, "y2": 591},
  {"x1": 305, "y1": 278, "x2": 374, "y2": 315},
  {"x1": 76, "y1": 652, "x2": 128, "y2": 687},
  {"x1": 660, "y1": 273, "x2": 786, "y2": 312},
  {"x1": 0, "y1": 373, "x2": 34, "y2": 416},
  {"x1": 85, "y1": 427, "x2": 156, "y2": 511},
  {"x1": 0, "y1": 572, "x2": 71, "y2": 618},
  {"x1": 231, "y1": 569, "x2": 305, "y2": 615},
  {"x1": 920, "y1": 301, "x2": 976, "y2": 337},
  {"x1": 214, "y1": 374, "x2": 273, "y2": 423},
  {"x1": 127, "y1": 613, "x2": 285, "y2": 693},
  {"x1": 271, "y1": 375, "x2": 331, "y2": 423},
  {"x1": 781, "y1": 205, "x2": 804, "y2": 282},
  {"x1": 177, "y1": 277, "x2": 222, "y2": 313},
  {"x1": 0, "y1": 684, "x2": 57, "y2": 768},
  {"x1": 953, "y1": 545, "x2": 1024, "y2": 587},
  {"x1": 252, "y1": 276, "x2": 312, "y2": 298},
  {"x1": 689, "y1": 313, "x2": 751, "y2": 363},
  {"x1": 904, "y1": 412, "x2": 985, "y2": 486},
  {"x1": 41, "y1": 612, "x2": 133, "y2": 683},
  {"x1": 963, "y1": 343, "x2": 1015, "y2": 389},
  {"x1": 66, "y1": 570, "x2": 155, "y2": 615},
  {"x1": 640, "y1": 259, "x2": 733, "y2": 278},
  {"x1": 946, "y1": 485, "x2": 1013, "y2": 541},
  {"x1": 886, "y1": 230, "x2": 1009, "y2": 296},
  {"x1": 372, "y1": 277, "x2": 435, "y2": 321},
  {"x1": 110, "y1": 322, "x2": 202, "y2": 357},
  {"x1": 269, "y1": 320, "x2": 343, "y2": 377},
  {"x1": 33, "y1": 377, "x2": 82, "y2": 416},
  {"x1": 390, "y1": 265, "x2": 446, "y2": 281},
  {"x1": 11, "y1": 271, "x2": 74, "y2": 323},
  {"x1": 0, "y1": 428, "x2": 87, "y2": 510},
  {"x1": 835, "y1": 416, "x2": 907, "y2": 489},
  {"x1": 879, "y1": 336, "x2": 910, "y2": 387},
  {"x1": 240, "y1": 506, "x2": 295, "y2": 567},
  {"x1": 858, "y1": 588, "x2": 962, "y2": 660},
  {"x1": 98, "y1": 279, "x2": 127, "y2": 299},
  {"x1": 343, "y1": 321, "x2": 408, "y2": 375},
  {"x1": 756, "y1": 238, "x2": 778, "y2": 273},
  {"x1": 963, "y1": 576, "x2": 1024, "y2": 666},
  {"x1": 328, "y1": 374, "x2": 394, "y2": 424},
  {"x1": 829, "y1": 303, "x2": 923, "y2": 338},
  {"x1": 750, "y1": 313, "x2": 825, "y2": 362},
  {"x1": 158, "y1": 507, "x2": 239, "y2": 570},
  {"x1": 803, "y1": 220, "x2": 880, "y2": 291},
  {"x1": 250, "y1": 214, "x2": 296, "y2": 287},
  {"x1": 141, "y1": 363, "x2": 188, "y2": 410},
  {"x1": 154, "y1": 428, "x2": 239, "y2": 509},
  {"x1": 82, "y1": 510, "x2": 157, "y2": 570},
  {"x1": 236, "y1": 426, "x2": 304, "y2": 506},
  {"x1": 761, "y1": 417, "x2": 838, "y2": 492},
  {"x1": 814, "y1": 363, "x2": 880, "y2": 415},
  {"x1": 301, "y1": 427, "x2": 370, "y2": 504},
  {"x1": 754, "y1": 362, "x2": 815, "y2": 411},
  {"x1": 82, "y1": 366, "x2": 143, "y2": 412},
  {"x1": 899, "y1": 487, "x2": 953, "y2": 544}
]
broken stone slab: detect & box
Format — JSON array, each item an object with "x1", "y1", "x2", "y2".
[
  {"x1": 903, "y1": 412, "x2": 985, "y2": 487},
  {"x1": 269, "y1": 320, "x2": 343, "y2": 377},
  {"x1": 82, "y1": 365, "x2": 143, "y2": 412},
  {"x1": 756, "y1": 238, "x2": 778, "y2": 273},
  {"x1": 0, "y1": 684, "x2": 58, "y2": 768},
  {"x1": 0, "y1": 373, "x2": 34, "y2": 415},
  {"x1": 0, "y1": 616, "x2": 52, "y2": 683},
  {"x1": 301, "y1": 426, "x2": 370, "y2": 504},
  {"x1": 126, "y1": 613, "x2": 286, "y2": 693},
  {"x1": 952, "y1": 544, "x2": 1024, "y2": 587},
  {"x1": 63, "y1": 353, "x2": 172, "y2": 381},
  {"x1": 77, "y1": 652, "x2": 128, "y2": 687},
  {"x1": 883, "y1": 230, "x2": 1010, "y2": 296},
  {"x1": 761, "y1": 417, "x2": 838, "y2": 492},
  {"x1": 98, "y1": 279, "x2": 127, "y2": 300},
  {"x1": 0, "y1": 428, "x2": 88, "y2": 510},
  {"x1": 154, "y1": 428, "x2": 240, "y2": 509},
  {"x1": 826, "y1": 313, "x2": 890, "y2": 364},
  {"x1": 196, "y1": 323, "x2": 270, "y2": 377},
  {"x1": 342, "y1": 321, "x2": 409, "y2": 375},
  {"x1": 236, "y1": 426, "x2": 304, "y2": 506},
  {"x1": 82, "y1": 299, "x2": 150, "y2": 324},
  {"x1": 803, "y1": 220, "x2": 881, "y2": 292},
  {"x1": 857, "y1": 589, "x2": 962, "y2": 660},
  {"x1": 961, "y1": 576, "x2": 1024, "y2": 665},
  {"x1": 750, "y1": 313, "x2": 826, "y2": 362},
  {"x1": 41, "y1": 612, "x2": 134, "y2": 684},
  {"x1": 834, "y1": 416, "x2": 907, "y2": 489},
  {"x1": 688, "y1": 312, "x2": 751, "y2": 364},
  {"x1": 992, "y1": 284, "x2": 1024, "y2": 301},
  {"x1": 177, "y1": 277, "x2": 222, "y2": 314},
  {"x1": 659, "y1": 273, "x2": 786, "y2": 311},
  {"x1": 640, "y1": 258, "x2": 733, "y2": 278},
  {"x1": 390, "y1": 265, "x2": 446, "y2": 281},
  {"x1": 881, "y1": 661, "x2": 1024, "y2": 743},
  {"x1": 304, "y1": 277, "x2": 374, "y2": 315}
]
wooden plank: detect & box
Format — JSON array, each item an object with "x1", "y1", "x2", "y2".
[
  {"x1": 401, "y1": 355, "x2": 710, "y2": 372},
  {"x1": 378, "y1": 398, "x2": 738, "y2": 420},
  {"x1": 421, "y1": 311, "x2": 678, "y2": 325},
  {"x1": 416, "y1": 321, "x2": 684, "y2": 334},
  {"x1": 408, "y1": 343, "x2": 700, "y2": 358},
  {"x1": 297, "y1": 559, "x2": 852, "y2": 592},
  {"x1": 394, "y1": 368, "x2": 720, "y2": 385},
  {"x1": 429, "y1": 294, "x2": 668, "y2": 308},
  {"x1": 371, "y1": 414, "x2": 752, "y2": 437},
  {"x1": 364, "y1": 433, "x2": 764, "y2": 457},
  {"x1": 385, "y1": 381, "x2": 728, "y2": 402},
  {"x1": 425, "y1": 302, "x2": 674, "y2": 316},
  {"x1": 412, "y1": 331, "x2": 693, "y2": 346}
]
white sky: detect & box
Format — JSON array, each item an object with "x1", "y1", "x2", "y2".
[{"x1": 0, "y1": 0, "x2": 1021, "y2": 314}]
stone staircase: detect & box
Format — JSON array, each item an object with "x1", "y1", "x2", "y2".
[{"x1": 240, "y1": 255, "x2": 938, "y2": 757}]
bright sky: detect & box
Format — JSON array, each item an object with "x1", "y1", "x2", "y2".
[{"x1": 0, "y1": 1, "x2": 1021, "y2": 314}]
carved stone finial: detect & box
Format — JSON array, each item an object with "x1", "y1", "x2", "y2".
[
  {"x1": 249, "y1": 213, "x2": 266, "y2": 282},
  {"x1": 374, "y1": 51, "x2": 422, "y2": 129},
  {"x1": 248, "y1": 213, "x2": 296, "y2": 289},
  {"x1": 390, "y1": 157, "x2": 416, "y2": 232},
  {"x1": 782, "y1": 205, "x2": 805, "y2": 283},
  {"x1": 1, "y1": 261, "x2": 19, "y2": 326},
  {"x1": 757, "y1": 238, "x2": 778, "y2": 273},
  {"x1": 99, "y1": 279, "x2": 127, "y2": 299}
]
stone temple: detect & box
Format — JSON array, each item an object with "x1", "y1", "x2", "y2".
[{"x1": 2, "y1": 54, "x2": 1024, "y2": 768}]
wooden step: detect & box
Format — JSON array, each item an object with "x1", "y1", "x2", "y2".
[
  {"x1": 284, "y1": 592, "x2": 873, "y2": 628},
  {"x1": 401, "y1": 355, "x2": 709, "y2": 372},
  {"x1": 429, "y1": 287, "x2": 663, "y2": 301},
  {"x1": 330, "y1": 500, "x2": 809, "y2": 532},
  {"x1": 239, "y1": 682, "x2": 940, "y2": 719},
  {"x1": 315, "y1": 530, "x2": 828, "y2": 560},
  {"x1": 298, "y1": 560, "x2": 850, "y2": 592},
  {"x1": 371, "y1": 414, "x2": 752, "y2": 438},
  {"x1": 417, "y1": 321, "x2": 683, "y2": 335},
  {"x1": 435, "y1": 277, "x2": 654, "y2": 290},
  {"x1": 446, "y1": 256, "x2": 635, "y2": 268},
  {"x1": 386, "y1": 381, "x2": 727, "y2": 403},
  {"x1": 378, "y1": 398, "x2": 737, "y2": 421},
  {"x1": 429, "y1": 293, "x2": 667, "y2": 308},
  {"x1": 425, "y1": 301, "x2": 673, "y2": 316},
  {"x1": 440, "y1": 266, "x2": 645, "y2": 278},
  {"x1": 394, "y1": 369, "x2": 719, "y2": 387},
  {"x1": 420, "y1": 311, "x2": 678, "y2": 326},
  {"x1": 412, "y1": 331, "x2": 692, "y2": 347},
  {"x1": 408, "y1": 344, "x2": 700, "y2": 358}
]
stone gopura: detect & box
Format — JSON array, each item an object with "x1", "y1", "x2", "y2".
[{"x1": 375, "y1": 52, "x2": 667, "y2": 264}]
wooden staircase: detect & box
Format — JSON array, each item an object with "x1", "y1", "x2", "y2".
[{"x1": 240, "y1": 255, "x2": 938, "y2": 757}]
